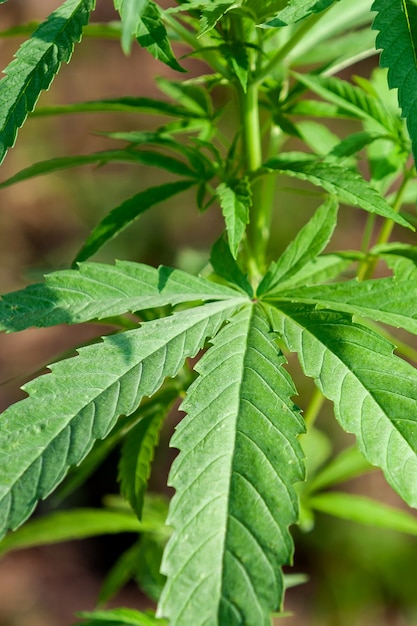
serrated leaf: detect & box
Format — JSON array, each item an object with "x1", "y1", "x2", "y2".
[
  {"x1": 0, "y1": 150, "x2": 198, "y2": 189},
  {"x1": 0, "y1": 299, "x2": 244, "y2": 538},
  {"x1": 372, "y1": 0, "x2": 417, "y2": 163},
  {"x1": 0, "y1": 508, "x2": 143, "y2": 557},
  {"x1": 159, "y1": 305, "x2": 305, "y2": 625},
  {"x1": 309, "y1": 492, "x2": 417, "y2": 536},
  {"x1": 373, "y1": 242, "x2": 417, "y2": 280},
  {"x1": 216, "y1": 179, "x2": 251, "y2": 258},
  {"x1": 76, "y1": 608, "x2": 166, "y2": 626},
  {"x1": 263, "y1": 0, "x2": 339, "y2": 28},
  {"x1": 0, "y1": 0, "x2": 95, "y2": 166},
  {"x1": 270, "y1": 303, "x2": 417, "y2": 507},
  {"x1": 199, "y1": 2, "x2": 238, "y2": 36},
  {"x1": 0, "y1": 261, "x2": 239, "y2": 332},
  {"x1": 74, "y1": 180, "x2": 196, "y2": 263},
  {"x1": 118, "y1": 402, "x2": 171, "y2": 518},
  {"x1": 274, "y1": 252, "x2": 357, "y2": 291},
  {"x1": 272, "y1": 277, "x2": 417, "y2": 334},
  {"x1": 135, "y1": 1, "x2": 185, "y2": 71},
  {"x1": 210, "y1": 237, "x2": 253, "y2": 296},
  {"x1": 264, "y1": 154, "x2": 413, "y2": 229},
  {"x1": 258, "y1": 195, "x2": 338, "y2": 295},
  {"x1": 329, "y1": 131, "x2": 385, "y2": 158},
  {"x1": 114, "y1": 0, "x2": 149, "y2": 54}
]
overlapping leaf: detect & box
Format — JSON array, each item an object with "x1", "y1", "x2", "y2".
[
  {"x1": 0, "y1": 0, "x2": 95, "y2": 165},
  {"x1": 372, "y1": 0, "x2": 417, "y2": 162},
  {"x1": 270, "y1": 303, "x2": 417, "y2": 507},
  {"x1": 134, "y1": 1, "x2": 184, "y2": 71},
  {"x1": 0, "y1": 299, "x2": 244, "y2": 538},
  {"x1": 0, "y1": 261, "x2": 239, "y2": 331},
  {"x1": 263, "y1": 0, "x2": 339, "y2": 27},
  {"x1": 159, "y1": 305, "x2": 305, "y2": 626},
  {"x1": 264, "y1": 153, "x2": 412, "y2": 228},
  {"x1": 216, "y1": 179, "x2": 251, "y2": 259}
]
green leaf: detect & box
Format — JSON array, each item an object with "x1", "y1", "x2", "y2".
[
  {"x1": 216, "y1": 179, "x2": 251, "y2": 258},
  {"x1": 372, "y1": 0, "x2": 417, "y2": 163},
  {"x1": 156, "y1": 77, "x2": 212, "y2": 118},
  {"x1": 0, "y1": 508, "x2": 143, "y2": 557},
  {"x1": 99, "y1": 541, "x2": 142, "y2": 605},
  {"x1": 329, "y1": 131, "x2": 386, "y2": 158},
  {"x1": 0, "y1": 261, "x2": 239, "y2": 332},
  {"x1": 32, "y1": 97, "x2": 198, "y2": 118},
  {"x1": 210, "y1": 237, "x2": 253, "y2": 296},
  {"x1": 263, "y1": 0, "x2": 339, "y2": 27},
  {"x1": 373, "y1": 242, "x2": 417, "y2": 279},
  {"x1": 258, "y1": 195, "x2": 338, "y2": 295},
  {"x1": 114, "y1": 0, "x2": 149, "y2": 54},
  {"x1": 74, "y1": 180, "x2": 196, "y2": 263},
  {"x1": 76, "y1": 608, "x2": 166, "y2": 626},
  {"x1": 159, "y1": 305, "x2": 305, "y2": 625},
  {"x1": 307, "y1": 445, "x2": 373, "y2": 493},
  {"x1": 309, "y1": 492, "x2": 417, "y2": 536},
  {"x1": 135, "y1": 1, "x2": 185, "y2": 71},
  {"x1": 118, "y1": 401, "x2": 171, "y2": 519},
  {"x1": 199, "y1": 2, "x2": 238, "y2": 36},
  {"x1": 272, "y1": 277, "x2": 417, "y2": 334},
  {"x1": 0, "y1": 0, "x2": 95, "y2": 166},
  {"x1": 263, "y1": 154, "x2": 413, "y2": 229},
  {"x1": 0, "y1": 298, "x2": 244, "y2": 538},
  {"x1": 270, "y1": 303, "x2": 417, "y2": 507},
  {"x1": 135, "y1": 533, "x2": 167, "y2": 602},
  {"x1": 271, "y1": 252, "x2": 357, "y2": 291},
  {"x1": 292, "y1": 72, "x2": 399, "y2": 136},
  {"x1": 0, "y1": 150, "x2": 198, "y2": 189}
]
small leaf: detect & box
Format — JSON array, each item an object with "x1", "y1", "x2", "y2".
[
  {"x1": 76, "y1": 608, "x2": 166, "y2": 626},
  {"x1": 210, "y1": 236, "x2": 253, "y2": 296},
  {"x1": 307, "y1": 445, "x2": 373, "y2": 493},
  {"x1": 159, "y1": 305, "x2": 305, "y2": 625},
  {"x1": 309, "y1": 492, "x2": 417, "y2": 536},
  {"x1": 264, "y1": 154, "x2": 413, "y2": 229},
  {"x1": 263, "y1": 0, "x2": 339, "y2": 28},
  {"x1": 114, "y1": 0, "x2": 149, "y2": 54},
  {"x1": 0, "y1": 508, "x2": 143, "y2": 557},
  {"x1": 74, "y1": 180, "x2": 195, "y2": 263},
  {"x1": 135, "y1": 1, "x2": 185, "y2": 71},
  {"x1": 372, "y1": 0, "x2": 417, "y2": 163},
  {"x1": 199, "y1": 2, "x2": 238, "y2": 36},
  {"x1": 0, "y1": 261, "x2": 239, "y2": 332},
  {"x1": 32, "y1": 97, "x2": 198, "y2": 118},
  {"x1": 329, "y1": 131, "x2": 386, "y2": 158},
  {"x1": 216, "y1": 178, "x2": 252, "y2": 258},
  {"x1": 0, "y1": 0, "x2": 95, "y2": 165},
  {"x1": 99, "y1": 541, "x2": 142, "y2": 605},
  {"x1": 258, "y1": 195, "x2": 338, "y2": 295},
  {"x1": 156, "y1": 77, "x2": 212, "y2": 118},
  {"x1": 0, "y1": 299, "x2": 244, "y2": 538}
]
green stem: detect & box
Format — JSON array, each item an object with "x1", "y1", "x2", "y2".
[{"x1": 358, "y1": 170, "x2": 413, "y2": 281}]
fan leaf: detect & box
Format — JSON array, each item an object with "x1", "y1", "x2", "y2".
[
  {"x1": 0, "y1": 299, "x2": 244, "y2": 538},
  {"x1": 0, "y1": 0, "x2": 95, "y2": 165},
  {"x1": 159, "y1": 305, "x2": 305, "y2": 625}
]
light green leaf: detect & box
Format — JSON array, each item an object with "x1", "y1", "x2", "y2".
[
  {"x1": 264, "y1": 154, "x2": 413, "y2": 229},
  {"x1": 135, "y1": 1, "x2": 185, "y2": 71},
  {"x1": 292, "y1": 72, "x2": 399, "y2": 136},
  {"x1": 0, "y1": 298, "x2": 244, "y2": 538},
  {"x1": 329, "y1": 131, "x2": 386, "y2": 158},
  {"x1": 293, "y1": 27, "x2": 376, "y2": 69},
  {"x1": 156, "y1": 77, "x2": 212, "y2": 118},
  {"x1": 76, "y1": 608, "x2": 166, "y2": 626},
  {"x1": 0, "y1": 0, "x2": 95, "y2": 166},
  {"x1": 258, "y1": 195, "x2": 338, "y2": 295},
  {"x1": 0, "y1": 150, "x2": 198, "y2": 189},
  {"x1": 307, "y1": 445, "x2": 373, "y2": 493},
  {"x1": 373, "y1": 242, "x2": 417, "y2": 280},
  {"x1": 0, "y1": 261, "x2": 239, "y2": 332},
  {"x1": 114, "y1": 0, "x2": 149, "y2": 54},
  {"x1": 74, "y1": 180, "x2": 196, "y2": 263},
  {"x1": 372, "y1": 0, "x2": 417, "y2": 163},
  {"x1": 199, "y1": 2, "x2": 239, "y2": 36},
  {"x1": 216, "y1": 179, "x2": 251, "y2": 258},
  {"x1": 270, "y1": 303, "x2": 417, "y2": 507},
  {"x1": 309, "y1": 492, "x2": 417, "y2": 536},
  {"x1": 272, "y1": 253, "x2": 357, "y2": 291},
  {"x1": 271, "y1": 277, "x2": 417, "y2": 334},
  {"x1": 263, "y1": 0, "x2": 339, "y2": 27},
  {"x1": 159, "y1": 305, "x2": 305, "y2": 625},
  {"x1": 0, "y1": 508, "x2": 143, "y2": 557}
]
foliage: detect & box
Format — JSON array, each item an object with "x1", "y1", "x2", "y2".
[{"x1": 0, "y1": 0, "x2": 417, "y2": 624}]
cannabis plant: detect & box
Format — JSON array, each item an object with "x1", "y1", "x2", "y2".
[{"x1": 1, "y1": 0, "x2": 417, "y2": 624}]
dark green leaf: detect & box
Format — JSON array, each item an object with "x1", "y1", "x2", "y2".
[
  {"x1": 114, "y1": 0, "x2": 149, "y2": 54},
  {"x1": 263, "y1": 0, "x2": 339, "y2": 28},
  {"x1": 32, "y1": 97, "x2": 198, "y2": 118},
  {"x1": 372, "y1": 0, "x2": 417, "y2": 163},
  {"x1": 74, "y1": 180, "x2": 195, "y2": 263},
  {"x1": 135, "y1": 1, "x2": 185, "y2": 71},
  {"x1": 0, "y1": 0, "x2": 95, "y2": 165},
  {"x1": 210, "y1": 237, "x2": 253, "y2": 296},
  {"x1": 216, "y1": 179, "x2": 251, "y2": 258},
  {"x1": 99, "y1": 541, "x2": 142, "y2": 605}
]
